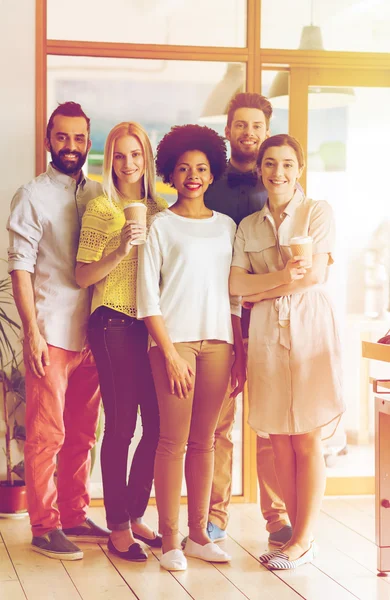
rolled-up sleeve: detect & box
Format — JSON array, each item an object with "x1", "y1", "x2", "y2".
[
  {"x1": 231, "y1": 222, "x2": 252, "y2": 271},
  {"x1": 309, "y1": 200, "x2": 335, "y2": 265},
  {"x1": 7, "y1": 187, "x2": 43, "y2": 274},
  {"x1": 229, "y1": 294, "x2": 242, "y2": 317},
  {"x1": 136, "y1": 223, "x2": 163, "y2": 318}
]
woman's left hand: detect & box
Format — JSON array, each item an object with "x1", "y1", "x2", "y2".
[
  {"x1": 230, "y1": 353, "x2": 247, "y2": 398},
  {"x1": 242, "y1": 292, "x2": 263, "y2": 309},
  {"x1": 242, "y1": 300, "x2": 254, "y2": 309}
]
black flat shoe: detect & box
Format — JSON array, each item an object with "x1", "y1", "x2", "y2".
[
  {"x1": 133, "y1": 531, "x2": 163, "y2": 548},
  {"x1": 107, "y1": 538, "x2": 148, "y2": 561}
]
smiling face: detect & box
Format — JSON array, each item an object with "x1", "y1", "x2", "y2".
[
  {"x1": 171, "y1": 150, "x2": 214, "y2": 201},
  {"x1": 45, "y1": 115, "x2": 91, "y2": 176},
  {"x1": 112, "y1": 135, "x2": 145, "y2": 190},
  {"x1": 225, "y1": 107, "x2": 269, "y2": 167},
  {"x1": 258, "y1": 144, "x2": 303, "y2": 200}
]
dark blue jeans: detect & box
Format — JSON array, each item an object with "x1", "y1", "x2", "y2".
[{"x1": 88, "y1": 306, "x2": 159, "y2": 531}]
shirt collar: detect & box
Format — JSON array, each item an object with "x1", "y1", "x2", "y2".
[
  {"x1": 47, "y1": 162, "x2": 87, "y2": 189},
  {"x1": 258, "y1": 187, "x2": 304, "y2": 222}
]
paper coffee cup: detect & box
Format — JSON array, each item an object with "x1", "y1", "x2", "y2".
[
  {"x1": 123, "y1": 202, "x2": 147, "y2": 245},
  {"x1": 289, "y1": 235, "x2": 313, "y2": 267}
]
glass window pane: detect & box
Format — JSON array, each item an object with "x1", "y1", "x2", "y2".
[
  {"x1": 262, "y1": 70, "x2": 289, "y2": 134},
  {"x1": 47, "y1": 0, "x2": 247, "y2": 47},
  {"x1": 47, "y1": 54, "x2": 245, "y2": 496},
  {"x1": 307, "y1": 86, "x2": 390, "y2": 477},
  {"x1": 48, "y1": 55, "x2": 246, "y2": 205},
  {"x1": 261, "y1": 0, "x2": 390, "y2": 53}
]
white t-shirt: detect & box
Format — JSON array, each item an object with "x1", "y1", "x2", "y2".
[{"x1": 137, "y1": 209, "x2": 240, "y2": 346}]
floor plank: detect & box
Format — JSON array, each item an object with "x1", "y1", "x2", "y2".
[
  {"x1": 0, "y1": 580, "x2": 27, "y2": 600},
  {"x1": 317, "y1": 509, "x2": 379, "y2": 574},
  {"x1": 227, "y1": 505, "x2": 358, "y2": 600},
  {"x1": 208, "y1": 507, "x2": 302, "y2": 600},
  {"x1": 314, "y1": 541, "x2": 390, "y2": 600},
  {"x1": 0, "y1": 517, "x2": 81, "y2": 600},
  {"x1": 212, "y1": 537, "x2": 303, "y2": 600},
  {"x1": 322, "y1": 497, "x2": 375, "y2": 543},
  {"x1": 63, "y1": 543, "x2": 137, "y2": 600},
  {"x1": 342, "y1": 496, "x2": 375, "y2": 516},
  {"x1": 103, "y1": 545, "x2": 192, "y2": 600},
  {"x1": 0, "y1": 539, "x2": 19, "y2": 582},
  {"x1": 1, "y1": 499, "x2": 388, "y2": 600}
]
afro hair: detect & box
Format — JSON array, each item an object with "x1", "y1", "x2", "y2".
[{"x1": 155, "y1": 124, "x2": 227, "y2": 184}]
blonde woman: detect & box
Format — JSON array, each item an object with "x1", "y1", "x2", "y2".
[{"x1": 75, "y1": 122, "x2": 167, "y2": 561}]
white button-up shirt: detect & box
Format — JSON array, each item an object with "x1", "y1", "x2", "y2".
[{"x1": 7, "y1": 163, "x2": 102, "y2": 351}]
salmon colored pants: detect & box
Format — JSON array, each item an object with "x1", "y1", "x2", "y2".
[
  {"x1": 149, "y1": 340, "x2": 233, "y2": 537},
  {"x1": 209, "y1": 383, "x2": 290, "y2": 533},
  {"x1": 24, "y1": 344, "x2": 100, "y2": 536}
]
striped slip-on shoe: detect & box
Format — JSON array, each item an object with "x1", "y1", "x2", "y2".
[
  {"x1": 267, "y1": 543, "x2": 315, "y2": 570},
  {"x1": 259, "y1": 548, "x2": 284, "y2": 564}
]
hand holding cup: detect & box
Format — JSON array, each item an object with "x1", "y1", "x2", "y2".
[
  {"x1": 123, "y1": 202, "x2": 147, "y2": 246},
  {"x1": 118, "y1": 220, "x2": 146, "y2": 257},
  {"x1": 283, "y1": 257, "x2": 307, "y2": 283},
  {"x1": 289, "y1": 236, "x2": 313, "y2": 268}
]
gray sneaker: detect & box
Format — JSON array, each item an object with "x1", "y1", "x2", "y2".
[
  {"x1": 62, "y1": 517, "x2": 111, "y2": 543},
  {"x1": 268, "y1": 525, "x2": 293, "y2": 547},
  {"x1": 32, "y1": 529, "x2": 83, "y2": 560}
]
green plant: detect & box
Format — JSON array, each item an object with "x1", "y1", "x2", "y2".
[{"x1": 0, "y1": 274, "x2": 25, "y2": 485}]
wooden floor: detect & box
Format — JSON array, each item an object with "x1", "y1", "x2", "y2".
[{"x1": 1, "y1": 497, "x2": 389, "y2": 600}]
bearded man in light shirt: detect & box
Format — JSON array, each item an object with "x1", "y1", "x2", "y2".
[{"x1": 7, "y1": 101, "x2": 110, "y2": 561}]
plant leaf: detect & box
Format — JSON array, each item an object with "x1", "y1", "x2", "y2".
[
  {"x1": 13, "y1": 423, "x2": 26, "y2": 441},
  {"x1": 12, "y1": 460, "x2": 25, "y2": 481}
]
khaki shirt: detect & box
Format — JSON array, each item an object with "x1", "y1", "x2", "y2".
[{"x1": 232, "y1": 189, "x2": 335, "y2": 276}]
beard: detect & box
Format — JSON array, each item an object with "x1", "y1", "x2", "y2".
[
  {"x1": 50, "y1": 145, "x2": 88, "y2": 175},
  {"x1": 230, "y1": 141, "x2": 260, "y2": 166}
]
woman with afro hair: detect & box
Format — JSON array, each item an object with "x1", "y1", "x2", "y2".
[{"x1": 137, "y1": 124, "x2": 246, "y2": 571}]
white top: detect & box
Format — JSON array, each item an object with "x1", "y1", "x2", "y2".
[
  {"x1": 137, "y1": 209, "x2": 240, "y2": 346},
  {"x1": 7, "y1": 164, "x2": 102, "y2": 351}
]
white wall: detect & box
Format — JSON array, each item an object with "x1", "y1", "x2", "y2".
[
  {"x1": 0, "y1": 0, "x2": 35, "y2": 260},
  {"x1": 0, "y1": 0, "x2": 35, "y2": 478}
]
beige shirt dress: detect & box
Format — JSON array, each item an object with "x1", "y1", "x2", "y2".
[{"x1": 232, "y1": 190, "x2": 345, "y2": 437}]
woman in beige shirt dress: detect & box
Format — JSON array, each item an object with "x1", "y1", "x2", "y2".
[{"x1": 230, "y1": 134, "x2": 344, "y2": 570}]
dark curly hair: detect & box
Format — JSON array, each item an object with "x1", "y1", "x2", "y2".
[{"x1": 156, "y1": 124, "x2": 227, "y2": 184}]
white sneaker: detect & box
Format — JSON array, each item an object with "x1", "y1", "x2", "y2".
[
  {"x1": 184, "y1": 538, "x2": 231, "y2": 563},
  {"x1": 160, "y1": 549, "x2": 187, "y2": 571}
]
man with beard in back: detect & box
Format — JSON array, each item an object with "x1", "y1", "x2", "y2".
[
  {"x1": 7, "y1": 102, "x2": 110, "y2": 560},
  {"x1": 204, "y1": 93, "x2": 292, "y2": 548}
]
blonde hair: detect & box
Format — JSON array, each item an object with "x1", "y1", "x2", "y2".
[{"x1": 103, "y1": 122, "x2": 157, "y2": 204}]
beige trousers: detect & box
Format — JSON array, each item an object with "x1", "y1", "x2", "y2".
[
  {"x1": 149, "y1": 340, "x2": 233, "y2": 537},
  {"x1": 209, "y1": 391, "x2": 290, "y2": 533}
]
